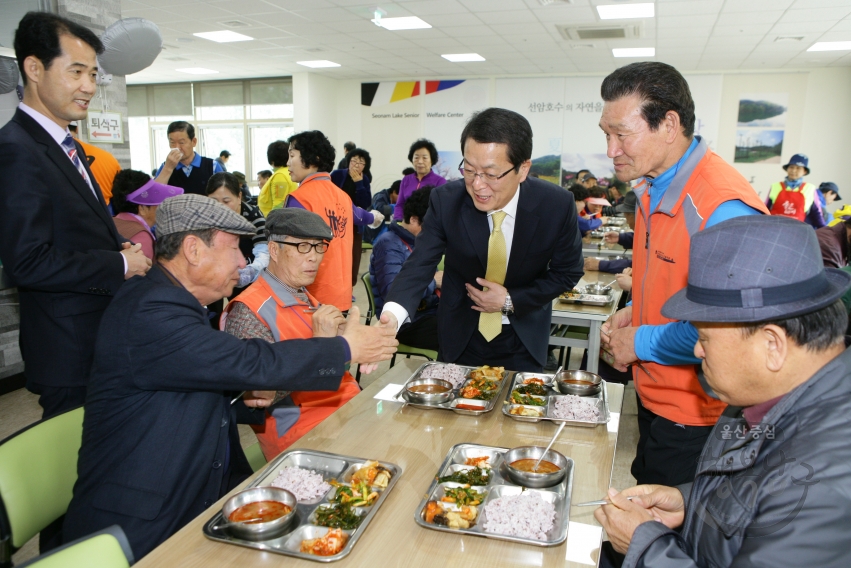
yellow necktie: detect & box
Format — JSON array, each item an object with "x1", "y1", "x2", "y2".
[{"x1": 478, "y1": 211, "x2": 507, "y2": 342}]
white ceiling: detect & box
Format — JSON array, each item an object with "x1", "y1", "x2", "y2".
[{"x1": 122, "y1": 0, "x2": 851, "y2": 84}]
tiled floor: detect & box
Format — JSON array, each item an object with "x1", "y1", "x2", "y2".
[{"x1": 0, "y1": 251, "x2": 637, "y2": 564}]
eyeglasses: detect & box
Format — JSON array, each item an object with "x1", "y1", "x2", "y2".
[
  {"x1": 349, "y1": 159, "x2": 366, "y2": 167},
  {"x1": 277, "y1": 241, "x2": 329, "y2": 254},
  {"x1": 458, "y1": 161, "x2": 516, "y2": 184}
]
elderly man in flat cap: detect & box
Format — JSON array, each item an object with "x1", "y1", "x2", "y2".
[
  {"x1": 594, "y1": 215, "x2": 851, "y2": 568},
  {"x1": 223, "y1": 208, "x2": 362, "y2": 461},
  {"x1": 64, "y1": 194, "x2": 398, "y2": 559}
]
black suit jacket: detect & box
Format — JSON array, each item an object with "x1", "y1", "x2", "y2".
[
  {"x1": 386, "y1": 177, "x2": 584, "y2": 365},
  {"x1": 0, "y1": 109, "x2": 125, "y2": 387},
  {"x1": 63, "y1": 266, "x2": 347, "y2": 558}
]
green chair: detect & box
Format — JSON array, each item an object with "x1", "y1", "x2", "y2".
[
  {"x1": 243, "y1": 442, "x2": 268, "y2": 473},
  {"x1": 361, "y1": 242, "x2": 373, "y2": 252},
  {"x1": 0, "y1": 406, "x2": 84, "y2": 568},
  {"x1": 357, "y1": 274, "x2": 437, "y2": 381},
  {"x1": 16, "y1": 525, "x2": 133, "y2": 568}
]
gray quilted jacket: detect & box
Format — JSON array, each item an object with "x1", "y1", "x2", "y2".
[{"x1": 625, "y1": 346, "x2": 851, "y2": 567}]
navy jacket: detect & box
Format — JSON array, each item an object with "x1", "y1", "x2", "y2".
[
  {"x1": 369, "y1": 221, "x2": 438, "y2": 317},
  {"x1": 0, "y1": 109, "x2": 125, "y2": 389},
  {"x1": 599, "y1": 232, "x2": 634, "y2": 273},
  {"x1": 63, "y1": 266, "x2": 346, "y2": 558},
  {"x1": 386, "y1": 177, "x2": 584, "y2": 366}
]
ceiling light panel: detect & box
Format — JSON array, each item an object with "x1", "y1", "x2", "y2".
[
  {"x1": 807, "y1": 41, "x2": 851, "y2": 51},
  {"x1": 371, "y1": 17, "x2": 432, "y2": 30},
  {"x1": 612, "y1": 47, "x2": 655, "y2": 57},
  {"x1": 597, "y1": 3, "x2": 655, "y2": 20},
  {"x1": 441, "y1": 53, "x2": 486, "y2": 62},
  {"x1": 193, "y1": 30, "x2": 254, "y2": 43},
  {"x1": 296, "y1": 60, "x2": 341, "y2": 68},
  {"x1": 175, "y1": 67, "x2": 219, "y2": 74}
]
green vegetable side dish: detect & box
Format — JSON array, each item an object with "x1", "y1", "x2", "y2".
[
  {"x1": 441, "y1": 485, "x2": 487, "y2": 506},
  {"x1": 437, "y1": 467, "x2": 491, "y2": 486},
  {"x1": 315, "y1": 503, "x2": 363, "y2": 530},
  {"x1": 510, "y1": 391, "x2": 547, "y2": 406},
  {"x1": 331, "y1": 481, "x2": 378, "y2": 507},
  {"x1": 514, "y1": 383, "x2": 548, "y2": 396}
]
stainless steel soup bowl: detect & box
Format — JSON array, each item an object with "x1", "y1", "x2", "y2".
[
  {"x1": 555, "y1": 370, "x2": 602, "y2": 396},
  {"x1": 503, "y1": 446, "x2": 568, "y2": 488},
  {"x1": 221, "y1": 486, "x2": 297, "y2": 541},
  {"x1": 405, "y1": 378, "x2": 453, "y2": 404}
]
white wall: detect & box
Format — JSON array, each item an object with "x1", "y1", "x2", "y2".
[{"x1": 295, "y1": 67, "x2": 851, "y2": 204}]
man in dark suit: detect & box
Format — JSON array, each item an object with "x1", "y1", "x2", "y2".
[
  {"x1": 0, "y1": 12, "x2": 151, "y2": 418},
  {"x1": 379, "y1": 108, "x2": 584, "y2": 372},
  {"x1": 63, "y1": 194, "x2": 398, "y2": 559}
]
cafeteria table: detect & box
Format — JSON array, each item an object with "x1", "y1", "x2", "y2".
[
  {"x1": 581, "y1": 239, "x2": 632, "y2": 259},
  {"x1": 136, "y1": 360, "x2": 625, "y2": 568},
  {"x1": 550, "y1": 270, "x2": 624, "y2": 374}
]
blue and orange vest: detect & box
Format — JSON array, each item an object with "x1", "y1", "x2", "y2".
[{"x1": 632, "y1": 140, "x2": 769, "y2": 426}]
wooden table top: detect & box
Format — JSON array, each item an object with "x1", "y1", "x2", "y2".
[{"x1": 136, "y1": 360, "x2": 625, "y2": 568}]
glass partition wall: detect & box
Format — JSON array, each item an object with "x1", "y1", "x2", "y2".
[{"x1": 128, "y1": 78, "x2": 293, "y2": 195}]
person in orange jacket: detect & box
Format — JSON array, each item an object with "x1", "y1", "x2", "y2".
[{"x1": 223, "y1": 207, "x2": 361, "y2": 460}]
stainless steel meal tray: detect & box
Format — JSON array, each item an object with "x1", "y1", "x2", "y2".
[
  {"x1": 502, "y1": 372, "x2": 609, "y2": 428},
  {"x1": 557, "y1": 292, "x2": 615, "y2": 306},
  {"x1": 392, "y1": 362, "x2": 515, "y2": 415},
  {"x1": 414, "y1": 443, "x2": 573, "y2": 547},
  {"x1": 203, "y1": 449, "x2": 402, "y2": 562}
]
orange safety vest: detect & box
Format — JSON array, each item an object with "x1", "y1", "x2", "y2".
[
  {"x1": 631, "y1": 140, "x2": 769, "y2": 426},
  {"x1": 78, "y1": 139, "x2": 121, "y2": 205},
  {"x1": 225, "y1": 272, "x2": 360, "y2": 461},
  {"x1": 289, "y1": 173, "x2": 354, "y2": 311}
]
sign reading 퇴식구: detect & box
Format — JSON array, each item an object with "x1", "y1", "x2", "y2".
[{"x1": 87, "y1": 110, "x2": 124, "y2": 143}]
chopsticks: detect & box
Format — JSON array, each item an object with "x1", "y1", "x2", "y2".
[{"x1": 574, "y1": 496, "x2": 635, "y2": 507}]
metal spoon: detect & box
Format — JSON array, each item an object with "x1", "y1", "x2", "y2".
[
  {"x1": 533, "y1": 421, "x2": 566, "y2": 472},
  {"x1": 211, "y1": 516, "x2": 267, "y2": 530},
  {"x1": 603, "y1": 278, "x2": 618, "y2": 288},
  {"x1": 575, "y1": 496, "x2": 636, "y2": 507}
]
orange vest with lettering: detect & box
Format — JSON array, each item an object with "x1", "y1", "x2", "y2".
[
  {"x1": 631, "y1": 143, "x2": 769, "y2": 426},
  {"x1": 225, "y1": 273, "x2": 360, "y2": 461},
  {"x1": 290, "y1": 173, "x2": 354, "y2": 311}
]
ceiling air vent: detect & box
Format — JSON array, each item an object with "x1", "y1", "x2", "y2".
[
  {"x1": 220, "y1": 20, "x2": 249, "y2": 27},
  {"x1": 557, "y1": 24, "x2": 642, "y2": 41}
]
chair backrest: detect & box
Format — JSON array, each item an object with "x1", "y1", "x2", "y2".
[
  {"x1": 16, "y1": 525, "x2": 133, "y2": 568},
  {"x1": 361, "y1": 273, "x2": 377, "y2": 325},
  {"x1": 0, "y1": 406, "x2": 84, "y2": 550}
]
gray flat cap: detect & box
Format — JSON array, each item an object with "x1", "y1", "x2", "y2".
[
  {"x1": 156, "y1": 194, "x2": 256, "y2": 237},
  {"x1": 265, "y1": 208, "x2": 333, "y2": 241},
  {"x1": 662, "y1": 215, "x2": 851, "y2": 323}
]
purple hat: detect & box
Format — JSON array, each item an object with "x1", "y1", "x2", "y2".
[{"x1": 127, "y1": 179, "x2": 183, "y2": 206}]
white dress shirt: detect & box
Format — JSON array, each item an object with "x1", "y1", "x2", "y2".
[{"x1": 382, "y1": 185, "x2": 521, "y2": 330}]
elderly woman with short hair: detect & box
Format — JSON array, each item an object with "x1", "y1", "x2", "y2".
[{"x1": 393, "y1": 138, "x2": 446, "y2": 221}]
